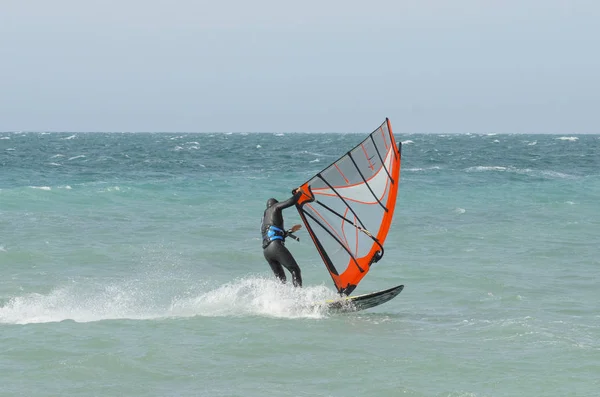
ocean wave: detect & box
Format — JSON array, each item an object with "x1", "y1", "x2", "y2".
[
  {"x1": 68, "y1": 154, "x2": 86, "y2": 161},
  {"x1": 29, "y1": 186, "x2": 51, "y2": 190},
  {"x1": 100, "y1": 186, "x2": 121, "y2": 192},
  {"x1": 467, "y1": 166, "x2": 508, "y2": 172},
  {"x1": 466, "y1": 166, "x2": 577, "y2": 179},
  {"x1": 556, "y1": 137, "x2": 579, "y2": 142},
  {"x1": 62, "y1": 135, "x2": 76, "y2": 140}
]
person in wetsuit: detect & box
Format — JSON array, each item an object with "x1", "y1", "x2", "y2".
[{"x1": 261, "y1": 189, "x2": 303, "y2": 287}]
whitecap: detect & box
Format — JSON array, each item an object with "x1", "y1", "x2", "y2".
[
  {"x1": 29, "y1": 186, "x2": 51, "y2": 190},
  {"x1": 528, "y1": 141, "x2": 537, "y2": 146},
  {"x1": 0, "y1": 137, "x2": 9, "y2": 140},
  {"x1": 62, "y1": 135, "x2": 76, "y2": 140},
  {"x1": 466, "y1": 166, "x2": 507, "y2": 172},
  {"x1": 406, "y1": 166, "x2": 441, "y2": 172},
  {"x1": 51, "y1": 154, "x2": 65, "y2": 158},
  {"x1": 48, "y1": 162, "x2": 62, "y2": 166},
  {"x1": 256, "y1": 144, "x2": 262, "y2": 149},
  {"x1": 556, "y1": 136, "x2": 579, "y2": 141},
  {"x1": 401, "y1": 140, "x2": 414, "y2": 145},
  {"x1": 310, "y1": 158, "x2": 320, "y2": 163},
  {"x1": 539, "y1": 170, "x2": 576, "y2": 179},
  {"x1": 68, "y1": 155, "x2": 86, "y2": 161},
  {"x1": 454, "y1": 208, "x2": 466, "y2": 214}
]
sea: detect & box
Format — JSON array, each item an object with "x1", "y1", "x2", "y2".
[{"x1": 1, "y1": 128, "x2": 598, "y2": 397}]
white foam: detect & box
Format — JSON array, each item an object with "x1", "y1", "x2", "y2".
[
  {"x1": 556, "y1": 137, "x2": 579, "y2": 141},
  {"x1": 527, "y1": 141, "x2": 537, "y2": 146},
  {"x1": 406, "y1": 166, "x2": 441, "y2": 172},
  {"x1": 0, "y1": 277, "x2": 336, "y2": 324},
  {"x1": 310, "y1": 158, "x2": 320, "y2": 163},
  {"x1": 401, "y1": 140, "x2": 414, "y2": 145},
  {"x1": 0, "y1": 136, "x2": 10, "y2": 140},
  {"x1": 29, "y1": 186, "x2": 51, "y2": 190},
  {"x1": 466, "y1": 166, "x2": 507, "y2": 172},
  {"x1": 466, "y1": 166, "x2": 576, "y2": 179},
  {"x1": 168, "y1": 278, "x2": 335, "y2": 319},
  {"x1": 68, "y1": 154, "x2": 86, "y2": 161},
  {"x1": 62, "y1": 135, "x2": 76, "y2": 140},
  {"x1": 539, "y1": 170, "x2": 575, "y2": 179},
  {"x1": 51, "y1": 154, "x2": 65, "y2": 158}
]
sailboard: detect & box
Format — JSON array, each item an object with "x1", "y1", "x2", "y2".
[
  {"x1": 319, "y1": 284, "x2": 404, "y2": 313},
  {"x1": 295, "y1": 118, "x2": 402, "y2": 309}
]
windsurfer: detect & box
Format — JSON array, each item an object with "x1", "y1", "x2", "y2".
[{"x1": 261, "y1": 189, "x2": 303, "y2": 287}]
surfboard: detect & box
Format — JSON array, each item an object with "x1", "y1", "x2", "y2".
[{"x1": 317, "y1": 284, "x2": 404, "y2": 313}]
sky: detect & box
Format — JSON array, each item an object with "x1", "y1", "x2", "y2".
[{"x1": 1, "y1": 0, "x2": 599, "y2": 133}]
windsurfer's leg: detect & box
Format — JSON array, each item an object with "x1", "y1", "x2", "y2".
[
  {"x1": 269, "y1": 259, "x2": 287, "y2": 283},
  {"x1": 277, "y1": 246, "x2": 302, "y2": 288},
  {"x1": 264, "y1": 248, "x2": 287, "y2": 283}
]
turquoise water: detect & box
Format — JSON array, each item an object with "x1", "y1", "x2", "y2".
[{"x1": 1, "y1": 130, "x2": 599, "y2": 396}]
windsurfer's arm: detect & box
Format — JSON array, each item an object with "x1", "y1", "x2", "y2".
[{"x1": 277, "y1": 189, "x2": 303, "y2": 210}]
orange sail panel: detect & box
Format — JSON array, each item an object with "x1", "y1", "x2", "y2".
[{"x1": 295, "y1": 119, "x2": 401, "y2": 295}]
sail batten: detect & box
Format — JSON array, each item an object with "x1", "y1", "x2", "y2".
[{"x1": 295, "y1": 118, "x2": 401, "y2": 295}]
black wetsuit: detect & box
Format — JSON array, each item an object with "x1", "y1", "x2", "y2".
[{"x1": 261, "y1": 191, "x2": 303, "y2": 287}]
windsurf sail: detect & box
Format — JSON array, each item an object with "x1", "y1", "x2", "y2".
[{"x1": 295, "y1": 118, "x2": 401, "y2": 295}]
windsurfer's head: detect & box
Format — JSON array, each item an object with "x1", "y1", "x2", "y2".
[{"x1": 266, "y1": 198, "x2": 278, "y2": 208}]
